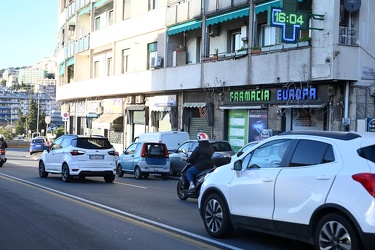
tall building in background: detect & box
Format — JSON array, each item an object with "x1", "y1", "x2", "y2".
[{"x1": 56, "y1": 0, "x2": 375, "y2": 152}]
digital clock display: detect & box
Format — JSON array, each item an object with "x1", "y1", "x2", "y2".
[{"x1": 271, "y1": 7, "x2": 310, "y2": 43}]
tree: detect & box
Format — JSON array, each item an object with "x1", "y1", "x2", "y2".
[
  {"x1": 27, "y1": 98, "x2": 38, "y2": 133},
  {"x1": 1, "y1": 79, "x2": 6, "y2": 87}
]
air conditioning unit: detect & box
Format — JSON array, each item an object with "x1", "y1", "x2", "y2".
[
  {"x1": 208, "y1": 24, "x2": 220, "y2": 37},
  {"x1": 135, "y1": 95, "x2": 145, "y2": 104},
  {"x1": 151, "y1": 56, "x2": 163, "y2": 69}
]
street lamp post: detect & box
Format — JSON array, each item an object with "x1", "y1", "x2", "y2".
[{"x1": 37, "y1": 92, "x2": 40, "y2": 136}]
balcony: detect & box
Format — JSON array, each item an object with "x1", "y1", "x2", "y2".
[
  {"x1": 205, "y1": 0, "x2": 249, "y2": 14},
  {"x1": 166, "y1": 0, "x2": 202, "y2": 26}
]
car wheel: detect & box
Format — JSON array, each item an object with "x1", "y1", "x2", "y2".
[
  {"x1": 315, "y1": 213, "x2": 362, "y2": 250},
  {"x1": 202, "y1": 193, "x2": 233, "y2": 238},
  {"x1": 143, "y1": 173, "x2": 149, "y2": 179},
  {"x1": 38, "y1": 161, "x2": 48, "y2": 178},
  {"x1": 61, "y1": 164, "x2": 72, "y2": 182},
  {"x1": 161, "y1": 173, "x2": 169, "y2": 180},
  {"x1": 104, "y1": 175, "x2": 115, "y2": 183},
  {"x1": 134, "y1": 166, "x2": 142, "y2": 180},
  {"x1": 116, "y1": 164, "x2": 124, "y2": 177},
  {"x1": 177, "y1": 180, "x2": 188, "y2": 200}
]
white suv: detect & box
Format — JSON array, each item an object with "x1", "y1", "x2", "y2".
[
  {"x1": 39, "y1": 135, "x2": 117, "y2": 183},
  {"x1": 198, "y1": 131, "x2": 375, "y2": 250}
]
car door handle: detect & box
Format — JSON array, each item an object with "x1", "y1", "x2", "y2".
[
  {"x1": 316, "y1": 175, "x2": 331, "y2": 180},
  {"x1": 263, "y1": 177, "x2": 273, "y2": 182}
]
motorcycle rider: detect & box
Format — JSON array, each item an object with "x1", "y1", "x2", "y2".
[
  {"x1": 0, "y1": 135, "x2": 7, "y2": 163},
  {"x1": 186, "y1": 132, "x2": 214, "y2": 190}
]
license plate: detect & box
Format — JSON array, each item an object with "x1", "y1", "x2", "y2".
[{"x1": 89, "y1": 155, "x2": 104, "y2": 160}]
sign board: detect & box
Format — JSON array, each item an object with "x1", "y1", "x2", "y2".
[
  {"x1": 62, "y1": 112, "x2": 69, "y2": 121},
  {"x1": 45, "y1": 116, "x2": 51, "y2": 124}
]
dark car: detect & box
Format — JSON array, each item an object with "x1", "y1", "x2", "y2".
[
  {"x1": 30, "y1": 137, "x2": 48, "y2": 155},
  {"x1": 169, "y1": 140, "x2": 234, "y2": 176}
]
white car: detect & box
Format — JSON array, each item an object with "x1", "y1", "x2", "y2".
[
  {"x1": 198, "y1": 131, "x2": 375, "y2": 250},
  {"x1": 39, "y1": 134, "x2": 117, "y2": 183}
]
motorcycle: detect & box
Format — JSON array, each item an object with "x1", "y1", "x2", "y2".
[
  {"x1": 176, "y1": 149, "x2": 216, "y2": 200},
  {"x1": 0, "y1": 148, "x2": 7, "y2": 167}
]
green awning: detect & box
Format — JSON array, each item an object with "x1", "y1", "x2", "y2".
[
  {"x1": 255, "y1": 0, "x2": 305, "y2": 14},
  {"x1": 167, "y1": 20, "x2": 202, "y2": 36},
  {"x1": 206, "y1": 7, "x2": 249, "y2": 26},
  {"x1": 66, "y1": 57, "x2": 75, "y2": 67},
  {"x1": 79, "y1": 6, "x2": 91, "y2": 16},
  {"x1": 59, "y1": 62, "x2": 65, "y2": 76}
]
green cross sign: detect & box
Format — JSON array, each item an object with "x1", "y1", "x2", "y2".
[{"x1": 270, "y1": 0, "x2": 310, "y2": 43}]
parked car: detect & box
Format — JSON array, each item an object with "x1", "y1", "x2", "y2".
[
  {"x1": 169, "y1": 140, "x2": 234, "y2": 176},
  {"x1": 116, "y1": 142, "x2": 170, "y2": 180},
  {"x1": 38, "y1": 134, "x2": 117, "y2": 183},
  {"x1": 198, "y1": 131, "x2": 375, "y2": 249},
  {"x1": 29, "y1": 137, "x2": 48, "y2": 155}
]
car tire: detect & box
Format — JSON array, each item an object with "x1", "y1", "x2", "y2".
[
  {"x1": 38, "y1": 161, "x2": 48, "y2": 178},
  {"x1": 202, "y1": 193, "x2": 233, "y2": 238},
  {"x1": 116, "y1": 164, "x2": 124, "y2": 177},
  {"x1": 134, "y1": 166, "x2": 142, "y2": 180},
  {"x1": 61, "y1": 164, "x2": 72, "y2": 182},
  {"x1": 315, "y1": 213, "x2": 362, "y2": 250},
  {"x1": 177, "y1": 180, "x2": 188, "y2": 200},
  {"x1": 104, "y1": 175, "x2": 115, "y2": 183}
]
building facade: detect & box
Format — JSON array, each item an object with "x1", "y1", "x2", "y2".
[{"x1": 56, "y1": 0, "x2": 375, "y2": 152}]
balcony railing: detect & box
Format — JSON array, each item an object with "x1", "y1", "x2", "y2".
[{"x1": 338, "y1": 26, "x2": 357, "y2": 46}]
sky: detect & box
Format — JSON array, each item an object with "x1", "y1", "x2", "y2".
[{"x1": 0, "y1": 1, "x2": 58, "y2": 69}]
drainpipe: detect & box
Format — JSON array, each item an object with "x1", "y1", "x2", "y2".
[{"x1": 344, "y1": 81, "x2": 350, "y2": 131}]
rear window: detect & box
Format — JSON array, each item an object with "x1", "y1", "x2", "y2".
[
  {"x1": 33, "y1": 139, "x2": 45, "y2": 143},
  {"x1": 73, "y1": 138, "x2": 112, "y2": 149},
  {"x1": 210, "y1": 142, "x2": 232, "y2": 152},
  {"x1": 358, "y1": 145, "x2": 375, "y2": 163},
  {"x1": 145, "y1": 143, "x2": 166, "y2": 156}
]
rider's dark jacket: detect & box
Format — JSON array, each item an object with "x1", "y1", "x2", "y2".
[{"x1": 188, "y1": 140, "x2": 214, "y2": 171}]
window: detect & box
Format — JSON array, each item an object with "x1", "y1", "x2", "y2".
[
  {"x1": 94, "y1": 61, "x2": 99, "y2": 78},
  {"x1": 261, "y1": 25, "x2": 279, "y2": 46},
  {"x1": 108, "y1": 10, "x2": 114, "y2": 25},
  {"x1": 245, "y1": 140, "x2": 291, "y2": 169},
  {"x1": 290, "y1": 140, "x2": 335, "y2": 167},
  {"x1": 95, "y1": 16, "x2": 101, "y2": 30},
  {"x1": 126, "y1": 143, "x2": 138, "y2": 155},
  {"x1": 148, "y1": 42, "x2": 157, "y2": 69},
  {"x1": 107, "y1": 57, "x2": 113, "y2": 76},
  {"x1": 230, "y1": 29, "x2": 244, "y2": 52},
  {"x1": 122, "y1": 49, "x2": 129, "y2": 73},
  {"x1": 123, "y1": 0, "x2": 131, "y2": 20},
  {"x1": 149, "y1": 0, "x2": 158, "y2": 10}
]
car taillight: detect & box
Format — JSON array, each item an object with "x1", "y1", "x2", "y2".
[
  {"x1": 70, "y1": 150, "x2": 86, "y2": 156},
  {"x1": 352, "y1": 173, "x2": 375, "y2": 198},
  {"x1": 164, "y1": 146, "x2": 169, "y2": 158},
  {"x1": 108, "y1": 150, "x2": 119, "y2": 156},
  {"x1": 141, "y1": 144, "x2": 148, "y2": 157}
]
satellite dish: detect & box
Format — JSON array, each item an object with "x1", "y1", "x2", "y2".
[{"x1": 344, "y1": 0, "x2": 361, "y2": 12}]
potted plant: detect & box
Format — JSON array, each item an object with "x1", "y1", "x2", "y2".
[
  {"x1": 297, "y1": 37, "x2": 311, "y2": 46},
  {"x1": 251, "y1": 47, "x2": 261, "y2": 54}
]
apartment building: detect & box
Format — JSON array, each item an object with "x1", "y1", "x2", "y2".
[{"x1": 56, "y1": 0, "x2": 375, "y2": 151}]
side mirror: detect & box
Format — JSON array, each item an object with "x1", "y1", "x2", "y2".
[
  {"x1": 233, "y1": 160, "x2": 242, "y2": 171},
  {"x1": 43, "y1": 146, "x2": 50, "y2": 153}
]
